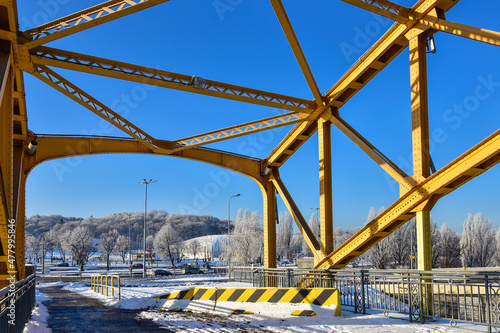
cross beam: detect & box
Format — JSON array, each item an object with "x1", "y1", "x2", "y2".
[
  {"x1": 173, "y1": 112, "x2": 308, "y2": 151},
  {"x1": 31, "y1": 65, "x2": 160, "y2": 149},
  {"x1": 24, "y1": 0, "x2": 172, "y2": 49},
  {"x1": 30, "y1": 47, "x2": 314, "y2": 112},
  {"x1": 316, "y1": 126, "x2": 500, "y2": 269}
]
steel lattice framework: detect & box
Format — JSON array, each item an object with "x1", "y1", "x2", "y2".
[{"x1": 1, "y1": 0, "x2": 500, "y2": 288}]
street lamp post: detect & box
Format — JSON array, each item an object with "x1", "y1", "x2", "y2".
[
  {"x1": 140, "y1": 179, "x2": 156, "y2": 278},
  {"x1": 227, "y1": 194, "x2": 241, "y2": 246},
  {"x1": 127, "y1": 213, "x2": 132, "y2": 272}
]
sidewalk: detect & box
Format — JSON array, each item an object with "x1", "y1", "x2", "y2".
[{"x1": 40, "y1": 285, "x2": 168, "y2": 332}]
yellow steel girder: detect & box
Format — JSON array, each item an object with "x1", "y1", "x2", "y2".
[
  {"x1": 316, "y1": 126, "x2": 500, "y2": 269},
  {"x1": 29, "y1": 46, "x2": 314, "y2": 112},
  {"x1": 24, "y1": 0, "x2": 172, "y2": 49}
]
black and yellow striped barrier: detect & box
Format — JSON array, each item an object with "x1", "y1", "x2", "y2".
[{"x1": 153, "y1": 288, "x2": 341, "y2": 316}]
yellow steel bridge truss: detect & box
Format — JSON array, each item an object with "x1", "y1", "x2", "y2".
[{"x1": 1, "y1": 0, "x2": 499, "y2": 287}]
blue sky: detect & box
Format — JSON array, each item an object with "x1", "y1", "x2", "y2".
[{"x1": 19, "y1": 0, "x2": 500, "y2": 233}]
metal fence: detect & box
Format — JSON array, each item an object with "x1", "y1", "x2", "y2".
[
  {"x1": 0, "y1": 273, "x2": 36, "y2": 333},
  {"x1": 233, "y1": 268, "x2": 500, "y2": 332}
]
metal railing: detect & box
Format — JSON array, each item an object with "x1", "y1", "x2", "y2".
[
  {"x1": 0, "y1": 273, "x2": 36, "y2": 333},
  {"x1": 233, "y1": 268, "x2": 500, "y2": 332},
  {"x1": 91, "y1": 275, "x2": 121, "y2": 301}
]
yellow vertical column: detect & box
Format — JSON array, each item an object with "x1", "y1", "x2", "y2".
[
  {"x1": 409, "y1": 32, "x2": 433, "y2": 317},
  {"x1": 0, "y1": 55, "x2": 13, "y2": 288},
  {"x1": 409, "y1": 33, "x2": 432, "y2": 271},
  {"x1": 262, "y1": 180, "x2": 277, "y2": 269},
  {"x1": 318, "y1": 117, "x2": 333, "y2": 255}
]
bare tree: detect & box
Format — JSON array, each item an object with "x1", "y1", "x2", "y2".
[
  {"x1": 386, "y1": 220, "x2": 412, "y2": 268},
  {"x1": 437, "y1": 224, "x2": 461, "y2": 268},
  {"x1": 26, "y1": 235, "x2": 41, "y2": 263},
  {"x1": 430, "y1": 220, "x2": 440, "y2": 268},
  {"x1": 302, "y1": 213, "x2": 320, "y2": 257},
  {"x1": 277, "y1": 212, "x2": 293, "y2": 259},
  {"x1": 364, "y1": 207, "x2": 391, "y2": 269},
  {"x1": 229, "y1": 209, "x2": 263, "y2": 266},
  {"x1": 57, "y1": 231, "x2": 68, "y2": 263},
  {"x1": 154, "y1": 224, "x2": 182, "y2": 273},
  {"x1": 62, "y1": 226, "x2": 94, "y2": 271},
  {"x1": 188, "y1": 239, "x2": 200, "y2": 259},
  {"x1": 44, "y1": 229, "x2": 59, "y2": 263},
  {"x1": 290, "y1": 233, "x2": 303, "y2": 256},
  {"x1": 115, "y1": 235, "x2": 129, "y2": 264},
  {"x1": 461, "y1": 213, "x2": 496, "y2": 267},
  {"x1": 99, "y1": 229, "x2": 120, "y2": 271},
  {"x1": 494, "y1": 228, "x2": 500, "y2": 266}
]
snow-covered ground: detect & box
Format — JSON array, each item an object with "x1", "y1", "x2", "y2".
[
  {"x1": 23, "y1": 290, "x2": 51, "y2": 333},
  {"x1": 25, "y1": 276, "x2": 481, "y2": 332}
]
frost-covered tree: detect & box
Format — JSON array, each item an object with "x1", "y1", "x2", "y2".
[
  {"x1": 187, "y1": 239, "x2": 200, "y2": 259},
  {"x1": 430, "y1": 220, "x2": 440, "y2": 268},
  {"x1": 302, "y1": 213, "x2": 320, "y2": 257},
  {"x1": 290, "y1": 233, "x2": 303, "y2": 256},
  {"x1": 386, "y1": 219, "x2": 412, "y2": 268},
  {"x1": 461, "y1": 213, "x2": 496, "y2": 267},
  {"x1": 494, "y1": 228, "x2": 500, "y2": 266},
  {"x1": 44, "y1": 229, "x2": 59, "y2": 263},
  {"x1": 230, "y1": 209, "x2": 263, "y2": 266},
  {"x1": 277, "y1": 212, "x2": 293, "y2": 258},
  {"x1": 115, "y1": 235, "x2": 129, "y2": 264},
  {"x1": 62, "y1": 226, "x2": 94, "y2": 271},
  {"x1": 99, "y1": 229, "x2": 120, "y2": 270},
  {"x1": 364, "y1": 207, "x2": 391, "y2": 269},
  {"x1": 26, "y1": 235, "x2": 41, "y2": 263},
  {"x1": 154, "y1": 224, "x2": 181, "y2": 273},
  {"x1": 437, "y1": 224, "x2": 461, "y2": 268}
]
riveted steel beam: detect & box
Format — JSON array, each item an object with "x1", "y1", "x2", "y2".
[
  {"x1": 270, "y1": 170, "x2": 325, "y2": 262},
  {"x1": 269, "y1": 0, "x2": 323, "y2": 105},
  {"x1": 30, "y1": 47, "x2": 314, "y2": 112},
  {"x1": 340, "y1": 0, "x2": 410, "y2": 22},
  {"x1": 24, "y1": 0, "x2": 172, "y2": 49},
  {"x1": 174, "y1": 112, "x2": 308, "y2": 151},
  {"x1": 316, "y1": 126, "x2": 500, "y2": 270},
  {"x1": 419, "y1": 16, "x2": 500, "y2": 47},
  {"x1": 31, "y1": 65, "x2": 158, "y2": 149}
]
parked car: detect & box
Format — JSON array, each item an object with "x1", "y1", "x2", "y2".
[
  {"x1": 57, "y1": 262, "x2": 69, "y2": 267},
  {"x1": 277, "y1": 260, "x2": 293, "y2": 267},
  {"x1": 132, "y1": 263, "x2": 143, "y2": 269},
  {"x1": 182, "y1": 267, "x2": 204, "y2": 274},
  {"x1": 152, "y1": 269, "x2": 172, "y2": 277}
]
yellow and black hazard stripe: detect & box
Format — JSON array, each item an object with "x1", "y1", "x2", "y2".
[{"x1": 154, "y1": 288, "x2": 339, "y2": 306}]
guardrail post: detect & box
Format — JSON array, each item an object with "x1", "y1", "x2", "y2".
[
  {"x1": 117, "y1": 276, "x2": 121, "y2": 302},
  {"x1": 408, "y1": 271, "x2": 413, "y2": 323},
  {"x1": 111, "y1": 276, "x2": 115, "y2": 297},
  {"x1": 106, "y1": 276, "x2": 109, "y2": 296},
  {"x1": 485, "y1": 274, "x2": 491, "y2": 333},
  {"x1": 287, "y1": 269, "x2": 292, "y2": 288}
]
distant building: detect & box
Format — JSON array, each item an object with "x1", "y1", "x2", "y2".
[{"x1": 129, "y1": 250, "x2": 154, "y2": 260}]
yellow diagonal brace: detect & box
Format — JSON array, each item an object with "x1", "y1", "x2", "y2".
[
  {"x1": 419, "y1": 16, "x2": 500, "y2": 47},
  {"x1": 30, "y1": 47, "x2": 313, "y2": 112},
  {"x1": 31, "y1": 65, "x2": 158, "y2": 149},
  {"x1": 330, "y1": 112, "x2": 414, "y2": 189},
  {"x1": 269, "y1": 0, "x2": 323, "y2": 105},
  {"x1": 270, "y1": 170, "x2": 324, "y2": 262},
  {"x1": 174, "y1": 112, "x2": 307, "y2": 151},
  {"x1": 316, "y1": 126, "x2": 500, "y2": 270},
  {"x1": 268, "y1": 0, "x2": 460, "y2": 167},
  {"x1": 24, "y1": 0, "x2": 172, "y2": 49},
  {"x1": 340, "y1": 0, "x2": 409, "y2": 23}
]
